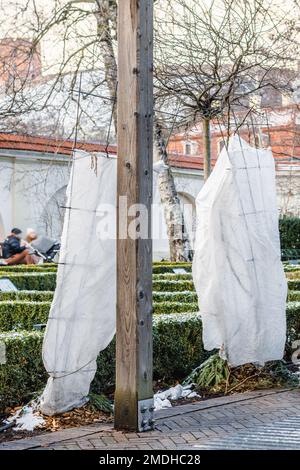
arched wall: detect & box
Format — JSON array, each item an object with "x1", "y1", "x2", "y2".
[
  {"x1": 41, "y1": 185, "x2": 67, "y2": 239},
  {"x1": 177, "y1": 191, "x2": 196, "y2": 248},
  {"x1": 0, "y1": 213, "x2": 5, "y2": 240}
]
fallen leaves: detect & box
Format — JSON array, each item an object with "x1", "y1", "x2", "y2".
[{"x1": 42, "y1": 404, "x2": 113, "y2": 432}]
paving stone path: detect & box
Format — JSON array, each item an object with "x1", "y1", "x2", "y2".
[{"x1": 1, "y1": 388, "x2": 299, "y2": 450}]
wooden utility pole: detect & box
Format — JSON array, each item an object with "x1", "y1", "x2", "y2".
[{"x1": 115, "y1": 0, "x2": 154, "y2": 432}]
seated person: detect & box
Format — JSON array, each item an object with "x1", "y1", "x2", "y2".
[
  {"x1": 25, "y1": 228, "x2": 38, "y2": 244},
  {"x1": 1, "y1": 228, "x2": 35, "y2": 265},
  {"x1": 23, "y1": 228, "x2": 40, "y2": 265}
]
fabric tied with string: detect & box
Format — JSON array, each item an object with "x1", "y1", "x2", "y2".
[
  {"x1": 192, "y1": 135, "x2": 287, "y2": 366},
  {"x1": 40, "y1": 150, "x2": 117, "y2": 415}
]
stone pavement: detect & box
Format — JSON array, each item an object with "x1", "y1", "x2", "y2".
[{"x1": 1, "y1": 388, "x2": 299, "y2": 450}]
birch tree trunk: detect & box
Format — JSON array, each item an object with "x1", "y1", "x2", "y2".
[
  {"x1": 155, "y1": 121, "x2": 192, "y2": 261},
  {"x1": 95, "y1": 0, "x2": 118, "y2": 131},
  {"x1": 203, "y1": 117, "x2": 211, "y2": 181}
]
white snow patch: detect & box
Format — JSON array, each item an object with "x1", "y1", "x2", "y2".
[
  {"x1": 154, "y1": 384, "x2": 200, "y2": 410},
  {"x1": 6, "y1": 404, "x2": 45, "y2": 432}
]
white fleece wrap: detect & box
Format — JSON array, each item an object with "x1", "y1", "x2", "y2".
[
  {"x1": 192, "y1": 136, "x2": 287, "y2": 366},
  {"x1": 41, "y1": 152, "x2": 117, "y2": 415}
]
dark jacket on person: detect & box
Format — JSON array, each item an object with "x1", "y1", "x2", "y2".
[{"x1": 2, "y1": 235, "x2": 26, "y2": 259}]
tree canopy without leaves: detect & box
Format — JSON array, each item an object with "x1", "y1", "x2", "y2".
[{"x1": 155, "y1": 0, "x2": 299, "y2": 178}]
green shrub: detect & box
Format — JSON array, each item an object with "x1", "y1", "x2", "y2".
[
  {"x1": 0, "y1": 265, "x2": 297, "y2": 294},
  {"x1": 279, "y1": 217, "x2": 300, "y2": 260},
  {"x1": 153, "y1": 280, "x2": 195, "y2": 292},
  {"x1": 0, "y1": 313, "x2": 204, "y2": 412},
  {"x1": 0, "y1": 331, "x2": 46, "y2": 412},
  {"x1": 0, "y1": 301, "x2": 51, "y2": 331},
  {"x1": 0, "y1": 265, "x2": 57, "y2": 273},
  {"x1": 0, "y1": 299, "x2": 199, "y2": 332},
  {"x1": 153, "y1": 273, "x2": 193, "y2": 281},
  {"x1": 284, "y1": 265, "x2": 300, "y2": 272},
  {"x1": 1, "y1": 302, "x2": 300, "y2": 412},
  {"x1": 153, "y1": 301, "x2": 198, "y2": 314},
  {"x1": 286, "y1": 301, "x2": 300, "y2": 352},
  {"x1": 288, "y1": 280, "x2": 300, "y2": 291},
  {"x1": 0, "y1": 273, "x2": 57, "y2": 291},
  {"x1": 286, "y1": 271, "x2": 300, "y2": 280},
  {"x1": 153, "y1": 263, "x2": 192, "y2": 274},
  {"x1": 288, "y1": 290, "x2": 300, "y2": 302},
  {"x1": 281, "y1": 249, "x2": 300, "y2": 261},
  {"x1": 0, "y1": 291, "x2": 53, "y2": 302},
  {"x1": 153, "y1": 291, "x2": 198, "y2": 303},
  {"x1": 151, "y1": 313, "x2": 205, "y2": 380},
  {"x1": 279, "y1": 217, "x2": 300, "y2": 249}
]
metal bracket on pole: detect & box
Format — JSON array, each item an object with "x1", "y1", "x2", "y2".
[{"x1": 138, "y1": 398, "x2": 155, "y2": 432}]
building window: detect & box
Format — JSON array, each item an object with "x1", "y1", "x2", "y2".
[
  {"x1": 185, "y1": 141, "x2": 199, "y2": 155},
  {"x1": 185, "y1": 142, "x2": 192, "y2": 155}
]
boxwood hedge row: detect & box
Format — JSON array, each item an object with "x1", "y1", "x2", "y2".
[
  {"x1": 0, "y1": 299, "x2": 298, "y2": 333},
  {"x1": 288, "y1": 280, "x2": 300, "y2": 291},
  {"x1": 0, "y1": 290, "x2": 200, "y2": 304},
  {"x1": 1, "y1": 302, "x2": 300, "y2": 412},
  {"x1": 288, "y1": 290, "x2": 300, "y2": 302},
  {"x1": 1, "y1": 272, "x2": 298, "y2": 292},
  {"x1": 0, "y1": 291, "x2": 53, "y2": 302},
  {"x1": 1, "y1": 289, "x2": 298, "y2": 304},
  {"x1": 0, "y1": 273, "x2": 57, "y2": 291},
  {"x1": 0, "y1": 313, "x2": 205, "y2": 412},
  {"x1": 0, "y1": 300, "x2": 201, "y2": 332},
  {"x1": 0, "y1": 265, "x2": 57, "y2": 273},
  {"x1": 0, "y1": 301, "x2": 51, "y2": 331}
]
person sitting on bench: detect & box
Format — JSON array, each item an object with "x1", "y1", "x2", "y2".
[{"x1": 1, "y1": 228, "x2": 35, "y2": 265}]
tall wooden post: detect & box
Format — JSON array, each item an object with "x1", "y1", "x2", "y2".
[{"x1": 115, "y1": 0, "x2": 154, "y2": 432}]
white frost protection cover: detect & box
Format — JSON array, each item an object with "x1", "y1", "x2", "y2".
[
  {"x1": 193, "y1": 136, "x2": 287, "y2": 366},
  {"x1": 40, "y1": 151, "x2": 117, "y2": 415}
]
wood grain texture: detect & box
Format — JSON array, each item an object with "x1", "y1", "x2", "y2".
[{"x1": 115, "y1": 0, "x2": 153, "y2": 431}]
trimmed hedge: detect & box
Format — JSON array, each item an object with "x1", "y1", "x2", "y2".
[
  {"x1": 0, "y1": 272, "x2": 195, "y2": 292},
  {"x1": 0, "y1": 266, "x2": 298, "y2": 293},
  {"x1": 0, "y1": 301, "x2": 50, "y2": 331},
  {"x1": 0, "y1": 313, "x2": 205, "y2": 412},
  {"x1": 288, "y1": 280, "x2": 300, "y2": 291},
  {"x1": 0, "y1": 291, "x2": 53, "y2": 303},
  {"x1": 0, "y1": 299, "x2": 199, "y2": 331},
  {"x1": 153, "y1": 273, "x2": 193, "y2": 281},
  {"x1": 284, "y1": 265, "x2": 300, "y2": 272},
  {"x1": 154, "y1": 301, "x2": 198, "y2": 315},
  {"x1": 153, "y1": 280, "x2": 195, "y2": 292},
  {"x1": 0, "y1": 273, "x2": 57, "y2": 291},
  {"x1": 285, "y1": 271, "x2": 300, "y2": 280},
  {"x1": 286, "y1": 302, "x2": 300, "y2": 354},
  {"x1": 279, "y1": 217, "x2": 300, "y2": 260},
  {"x1": 0, "y1": 297, "x2": 299, "y2": 335},
  {"x1": 153, "y1": 291, "x2": 198, "y2": 303},
  {"x1": 2, "y1": 290, "x2": 199, "y2": 304},
  {"x1": 0, "y1": 265, "x2": 57, "y2": 273},
  {"x1": 153, "y1": 263, "x2": 192, "y2": 274},
  {"x1": 288, "y1": 290, "x2": 300, "y2": 302},
  {"x1": 1, "y1": 302, "x2": 300, "y2": 412},
  {"x1": 0, "y1": 261, "x2": 298, "y2": 276},
  {"x1": 0, "y1": 331, "x2": 47, "y2": 412},
  {"x1": 0, "y1": 290, "x2": 200, "y2": 305}
]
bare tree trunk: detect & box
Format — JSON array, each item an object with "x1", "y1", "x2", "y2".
[
  {"x1": 203, "y1": 117, "x2": 211, "y2": 181},
  {"x1": 95, "y1": 0, "x2": 118, "y2": 131},
  {"x1": 155, "y1": 121, "x2": 192, "y2": 261}
]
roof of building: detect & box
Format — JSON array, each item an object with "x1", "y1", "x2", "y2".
[
  {"x1": 0, "y1": 132, "x2": 299, "y2": 172},
  {"x1": 0, "y1": 132, "x2": 117, "y2": 156}
]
